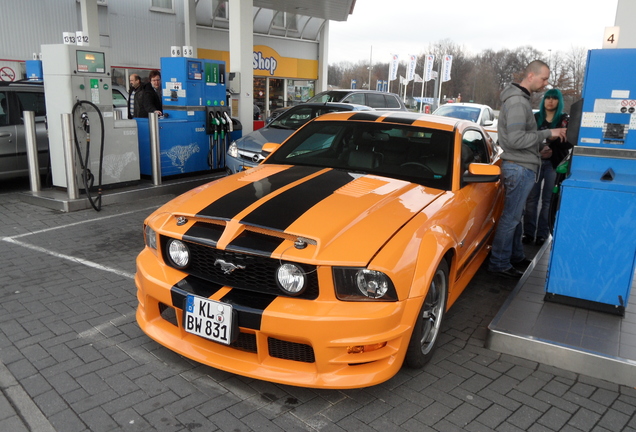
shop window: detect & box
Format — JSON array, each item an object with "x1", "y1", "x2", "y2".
[
  {"x1": 213, "y1": 0, "x2": 228, "y2": 20},
  {"x1": 150, "y1": 0, "x2": 174, "y2": 13}
]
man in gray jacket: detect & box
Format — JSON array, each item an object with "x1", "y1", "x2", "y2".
[{"x1": 488, "y1": 60, "x2": 566, "y2": 278}]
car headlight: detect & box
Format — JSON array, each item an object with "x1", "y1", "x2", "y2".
[
  {"x1": 276, "y1": 263, "x2": 307, "y2": 295},
  {"x1": 144, "y1": 224, "x2": 157, "y2": 250},
  {"x1": 166, "y1": 239, "x2": 190, "y2": 269},
  {"x1": 227, "y1": 141, "x2": 239, "y2": 158},
  {"x1": 333, "y1": 268, "x2": 397, "y2": 301}
]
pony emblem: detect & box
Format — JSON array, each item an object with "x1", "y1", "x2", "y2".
[{"x1": 214, "y1": 259, "x2": 246, "y2": 274}]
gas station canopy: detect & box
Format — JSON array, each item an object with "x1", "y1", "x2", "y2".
[{"x1": 254, "y1": 0, "x2": 355, "y2": 22}]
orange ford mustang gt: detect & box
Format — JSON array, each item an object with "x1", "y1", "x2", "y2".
[{"x1": 135, "y1": 111, "x2": 504, "y2": 389}]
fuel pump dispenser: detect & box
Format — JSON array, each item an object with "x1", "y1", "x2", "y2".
[
  {"x1": 41, "y1": 44, "x2": 140, "y2": 193},
  {"x1": 136, "y1": 57, "x2": 228, "y2": 177},
  {"x1": 545, "y1": 49, "x2": 636, "y2": 316}
]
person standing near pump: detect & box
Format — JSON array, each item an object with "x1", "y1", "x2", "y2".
[
  {"x1": 128, "y1": 73, "x2": 143, "y2": 119},
  {"x1": 522, "y1": 88, "x2": 571, "y2": 246},
  {"x1": 488, "y1": 60, "x2": 567, "y2": 279},
  {"x1": 137, "y1": 70, "x2": 163, "y2": 118}
]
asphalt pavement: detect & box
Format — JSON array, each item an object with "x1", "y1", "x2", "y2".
[{"x1": 1, "y1": 177, "x2": 635, "y2": 432}]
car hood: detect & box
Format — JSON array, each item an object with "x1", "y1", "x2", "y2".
[
  {"x1": 234, "y1": 127, "x2": 295, "y2": 152},
  {"x1": 154, "y1": 164, "x2": 444, "y2": 266}
]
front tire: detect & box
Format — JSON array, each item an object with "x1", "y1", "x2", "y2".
[{"x1": 405, "y1": 259, "x2": 449, "y2": 368}]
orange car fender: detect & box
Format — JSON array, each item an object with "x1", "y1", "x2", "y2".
[{"x1": 408, "y1": 223, "x2": 457, "y2": 301}]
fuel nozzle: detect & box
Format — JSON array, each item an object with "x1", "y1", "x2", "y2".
[
  {"x1": 80, "y1": 112, "x2": 90, "y2": 133},
  {"x1": 210, "y1": 111, "x2": 221, "y2": 140},
  {"x1": 223, "y1": 111, "x2": 233, "y2": 133},
  {"x1": 216, "y1": 111, "x2": 226, "y2": 138}
]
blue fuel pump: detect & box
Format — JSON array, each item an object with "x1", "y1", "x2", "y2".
[
  {"x1": 545, "y1": 49, "x2": 636, "y2": 316},
  {"x1": 137, "y1": 56, "x2": 228, "y2": 177}
]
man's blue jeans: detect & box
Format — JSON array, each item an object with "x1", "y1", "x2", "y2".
[
  {"x1": 489, "y1": 161, "x2": 536, "y2": 272},
  {"x1": 524, "y1": 159, "x2": 556, "y2": 240}
]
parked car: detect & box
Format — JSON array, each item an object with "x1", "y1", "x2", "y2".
[
  {"x1": 433, "y1": 102, "x2": 498, "y2": 143},
  {"x1": 0, "y1": 80, "x2": 128, "y2": 180},
  {"x1": 135, "y1": 111, "x2": 504, "y2": 389},
  {"x1": 267, "y1": 89, "x2": 407, "y2": 123},
  {"x1": 226, "y1": 102, "x2": 373, "y2": 174}
]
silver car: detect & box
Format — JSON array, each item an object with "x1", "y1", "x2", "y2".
[
  {"x1": 0, "y1": 81, "x2": 128, "y2": 180},
  {"x1": 226, "y1": 102, "x2": 373, "y2": 174}
]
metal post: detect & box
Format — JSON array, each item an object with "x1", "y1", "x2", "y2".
[
  {"x1": 61, "y1": 113, "x2": 79, "y2": 200},
  {"x1": 148, "y1": 112, "x2": 162, "y2": 185},
  {"x1": 23, "y1": 110, "x2": 41, "y2": 192}
]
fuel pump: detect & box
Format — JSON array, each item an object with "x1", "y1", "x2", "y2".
[
  {"x1": 41, "y1": 44, "x2": 139, "y2": 192},
  {"x1": 205, "y1": 106, "x2": 231, "y2": 169},
  {"x1": 545, "y1": 48, "x2": 636, "y2": 315},
  {"x1": 137, "y1": 57, "x2": 228, "y2": 177}
]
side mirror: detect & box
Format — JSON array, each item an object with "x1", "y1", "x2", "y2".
[
  {"x1": 260, "y1": 142, "x2": 281, "y2": 162},
  {"x1": 463, "y1": 163, "x2": 501, "y2": 183}
]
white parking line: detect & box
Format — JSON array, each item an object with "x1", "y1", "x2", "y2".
[
  {"x1": 3, "y1": 237, "x2": 135, "y2": 279},
  {"x1": 1, "y1": 206, "x2": 159, "y2": 280}
]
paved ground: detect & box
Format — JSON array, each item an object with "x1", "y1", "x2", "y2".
[{"x1": 1, "y1": 178, "x2": 635, "y2": 432}]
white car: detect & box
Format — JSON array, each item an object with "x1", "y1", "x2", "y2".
[{"x1": 433, "y1": 103, "x2": 498, "y2": 142}]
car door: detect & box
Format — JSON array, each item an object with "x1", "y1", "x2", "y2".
[
  {"x1": 456, "y1": 129, "x2": 501, "y2": 268},
  {"x1": 0, "y1": 91, "x2": 18, "y2": 177},
  {"x1": 14, "y1": 89, "x2": 48, "y2": 175}
]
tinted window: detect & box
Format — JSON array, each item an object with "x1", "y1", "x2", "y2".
[
  {"x1": 462, "y1": 130, "x2": 489, "y2": 164},
  {"x1": 16, "y1": 91, "x2": 46, "y2": 118},
  {"x1": 342, "y1": 93, "x2": 365, "y2": 105},
  {"x1": 385, "y1": 94, "x2": 402, "y2": 109},
  {"x1": 0, "y1": 92, "x2": 8, "y2": 126},
  {"x1": 366, "y1": 93, "x2": 385, "y2": 108}
]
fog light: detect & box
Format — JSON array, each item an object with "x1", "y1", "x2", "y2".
[
  {"x1": 276, "y1": 263, "x2": 306, "y2": 295},
  {"x1": 167, "y1": 239, "x2": 190, "y2": 269}
]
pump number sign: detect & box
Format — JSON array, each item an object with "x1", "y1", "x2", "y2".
[{"x1": 184, "y1": 295, "x2": 234, "y2": 345}]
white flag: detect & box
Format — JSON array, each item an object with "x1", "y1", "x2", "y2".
[
  {"x1": 414, "y1": 73, "x2": 423, "y2": 83},
  {"x1": 424, "y1": 54, "x2": 435, "y2": 82},
  {"x1": 399, "y1": 75, "x2": 406, "y2": 85},
  {"x1": 388, "y1": 54, "x2": 399, "y2": 81},
  {"x1": 442, "y1": 55, "x2": 453, "y2": 82},
  {"x1": 406, "y1": 54, "x2": 417, "y2": 82}
]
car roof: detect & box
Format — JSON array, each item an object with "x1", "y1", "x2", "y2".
[
  {"x1": 312, "y1": 110, "x2": 475, "y2": 131},
  {"x1": 287, "y1": 102, "x2": 372, "y2": 110},
  {"x1": 437, "y1": 102, "x2": 490, "y2": 109},
  {"x1": 0, "y1": 80, "x2": 44, "y2": 88}
]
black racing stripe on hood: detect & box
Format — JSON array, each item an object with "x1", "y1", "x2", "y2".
[
  {"x1": 226, "y1": 230, "x2": 286, "y2": 255},
  {"x1": 381, "y1": 114, "x2": 417, "y2": 124},
  {"x1": 197, "y1": 165, "x2": 323, "y2": 220},
  {"x1": 240, "y1": 169, "x2": 354, "y2": 231},
  {"x1": 220, "y1": 289, "x2": 277, "y2": 330},
  {"x1": 183, "y1": 222, "x2": 224, "y2": 247},
  {"x1": 171, "y1": 276, "x2": 224, "y2": 309}
]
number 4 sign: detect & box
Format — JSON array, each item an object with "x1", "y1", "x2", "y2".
[{"x1": 603, "y1": 26, "x2": 620, "y2": 49}]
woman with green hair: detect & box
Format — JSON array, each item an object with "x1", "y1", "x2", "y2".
[{"x1": 522, "y1": 88, "x2": 572, "y2": 246}]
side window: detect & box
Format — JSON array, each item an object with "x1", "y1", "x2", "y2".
[
  {"x1": 462, "y1": 130, "x2": 489, "y2": 166},
  {"x1": 16, "y1": 91, "x2": 46, "y2": 119},
  {"x1": 342, "y1": 93, "x2": 365, "y2": 105},
  {"x1": 385, "y1": 94, "x2": 402, "y2": 109},
  {"x1": 0, "y1": 92, "x2": 8, "y2": 126},
  {"x1": 366, "y1": 93, "x2": 385, "y2": 108}
]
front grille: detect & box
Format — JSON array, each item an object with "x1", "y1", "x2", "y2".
[
  {"x1": 165, "y1": 240, "x2": 319, "y2": 300},
  {"x1": 268, "y1": 337, "x2": 315, "y2": 363}
]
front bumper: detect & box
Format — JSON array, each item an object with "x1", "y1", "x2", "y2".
[{"x1": 135, "y1": 248, "x2": 420, "y2": 389}]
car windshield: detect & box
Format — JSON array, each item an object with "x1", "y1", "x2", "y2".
[
  {"x1": 435, "y1": 105, "x2": 480, "y2": 123},
  {"x1": 269, "y1": 106, "x2": 348, "y2": 130},
  {"x1": 264, "y1": 120, "x2": 454, "y2": 190}
]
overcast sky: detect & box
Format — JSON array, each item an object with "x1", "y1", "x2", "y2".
[{"x1": 328, "y1": 0, "x2": 619, "y2": 65}]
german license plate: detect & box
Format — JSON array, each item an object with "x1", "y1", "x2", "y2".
[{"x1": 184, "y1": 295, "x2": 233, "y2": 345}]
